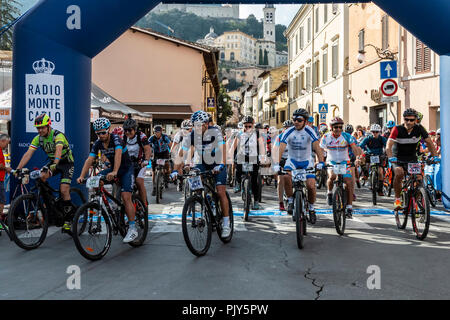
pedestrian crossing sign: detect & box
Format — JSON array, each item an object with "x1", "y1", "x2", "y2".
[{"x1": 319, "y1": 103, "x2": 328, "y2": 113}]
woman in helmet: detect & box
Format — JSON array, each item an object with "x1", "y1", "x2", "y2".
[{"x1": 77, "y1": 117, "x2": 139, "y2": 243}]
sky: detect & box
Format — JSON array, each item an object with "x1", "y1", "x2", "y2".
[{"x1": 239, "y1": 4, "x2": 303, "y2": 27}]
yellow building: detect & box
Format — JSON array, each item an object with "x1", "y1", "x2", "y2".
[
  {"x1": 258, "y1": 65, "x2": 288, "y2": 126},
  {"x1": 270, "y1": 79, "x2": 288, "y2": 128},
  {"x1": 215, "y1": 31, "x2": 258, "y2": 65}
]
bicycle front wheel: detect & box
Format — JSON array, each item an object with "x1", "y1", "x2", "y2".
[
  {"x1": 7, "y1": 193, "x2": 48, "y2": 250},
  {"x1": 294, "y1": 191, "x2": 305, "y2": 249},
  {"x1": 395, "y1": 192, "x2": 408, "y2": 229},
  {"x1": 182, "y1": 195, "x2": 212, "y2": 256},
  {"x1": 127, "y1": 195, "x2": 149, "y2": 247},
  {"x1": 425, "y1": 175, "x2": 437, "y2": 208},
  {"x1": 243, "y1": 178, "x2": 251, "y2": 221},
  {"x1": 332, "y1": 186, "x2": 346, "y2": 235},
  {"x1": 72, "y1": 202, "x2": 112, "y2": 261},
  {"x1": 411, "y1": 187, "x2": 430, "y2": 240},
  {"x1": 370, "y1": 170, "x2": 377, "y2": 206}
]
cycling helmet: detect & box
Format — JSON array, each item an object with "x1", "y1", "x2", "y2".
[
  {"x1": 34, "y1": 114, "x2": 51, "y2": 127},
  {"x1": 123, "y1": 118, "x2": 138, "y2": 130},
  {"x1": 242, "y1": 116, "x2": 254, "y2": 124},
  {"x1": 283, "y1": 120, "x2": 294, "y2": 128},
  {"x1": 386, "y1": 120, "x2": 396, "y2": 128},
  {"x1": 370, "y1": 123, "x2": 382, "y2": 132},
  {"x1": 238, "y1": 122, "x2": 244, "y2": 129},
  {"x1": 293, "y1": 108, "x2": 309, "y2": 120},
  {"x1": 429, "y1": 130, "x2": 436, "y2": 136},
  {"x1": 308, "y1": 116, "x2": 314, "y2": 123},
  {"x1": 153, "y1": 125, "x2": 163, "y2": 132},
  {"x1": 181, "y1": 119, "x2": 193, "y2": 129},
  {"x1": 93, "y1": 117, "x2": 111, "y2": 131},
  {"x1": 263, "y1": 123, "x2": 269, "y2": 129},
  {"x1": 417, "y1": 111, "x2": 423, "y2": 122},
  {"x1": 112, "y1": 126, "x2": 124, "y2": 138},
  {"x1": 320, "y1": 126, "x2": 329, "y2": 134},
  {"x1": 330, "y1": 117, "x2": 344, "y2": 126},
  {"x1": 191, "y1": 110, "x2": 210, "y2": 124},
  {"x1": 403, "y1": 108, "x2": 418, "y2": 118},
  {"x1": 344, "y1": 124, "x2": 354, "y2": 134},
  {"x1": 255, "y1": 122, "x2": 262, "y2": 129},
  {"x1": 437, "y1": 128, "x2": 441, "y2": 135},
  {"x1": 269, "y1": 126, "x2": 277, "y2": 135}
]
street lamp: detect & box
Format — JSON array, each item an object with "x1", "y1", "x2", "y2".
[{"x1": 357, "y1": 44, "x2": 396, "y2": 63}]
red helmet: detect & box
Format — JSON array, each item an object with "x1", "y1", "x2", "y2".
[
  {"x1": 112, "y1": 126, "x2": 124, "y2": 139},
  {"x1": 330, "y1": 117, "x2": 344, "y2": 126},
  {"x1": 429, "y1": 130, "x2": 436, "y2": 136}
]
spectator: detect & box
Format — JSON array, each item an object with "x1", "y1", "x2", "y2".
[{"x1": 0, "y1": 133, "x2": 11, "y2": 221}]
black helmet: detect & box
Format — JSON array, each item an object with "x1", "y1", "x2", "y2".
[
  {"x1": 263, "y1": 123, "x2": 269, "y2": 129},
  {"x1": 123, "y1": 117, "x2": 137, "y2": 130},
  {"x1": 153, "y1": 125, "x2": 163, "y2": 133},
  {"x1": 242, "y1": 116, "x2": 254, "y2": 124},
  {"x1": 344, "y1": 124, "x2": 354, "y2": 134},
  {"x1": 255, "y1": 122, "x2": 262, "y2": 129},
  {"x1": 403, "y1": 108, "x2": 418, "y2": 118},
  {"x1": 293, "y1": 108, "x2": 309, "y2": 120}
]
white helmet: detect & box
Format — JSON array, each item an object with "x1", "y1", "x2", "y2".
[
  {"x1": 191, "y1": 110, "x2": 209, "y2": 124},
  {"x1": 181, "y1": 119, "x2": 192, "y2": 129},
  {"x1": 437, "y1": 128, "x2": 441, "y2": 135},
  {"x1": 269, "y1": 126, "x2": 277, "y2": 135},
  {"x1": 370, "y1": 123, "x2": 382, "y2": 132},
  {"x1": 93, "y1": 117, "x2": 111, "y2": 131},
  {"x1": 238, "y1": 122, "x2": 244, "y2": 129}
]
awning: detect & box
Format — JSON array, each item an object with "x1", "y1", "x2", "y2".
[{"x1": 127, "y1": 104, "x2": 193, "y2": 120}]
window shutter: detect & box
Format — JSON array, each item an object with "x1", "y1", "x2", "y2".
[
  {"x1": 300, "y1": 26, "x2": 304, "y2": 49},
  {"x1": 300, "y1": 71, "x2": 304, "y2": 92},
  {"x1": 424, "y1": 45, "x2": 431, "y2": 72},
  {"x1": 307, "y1": 18, "x2": 311, "y2": 42},
  {"x1": 332, "y1": 4, "x2": 338, "y2": 14},
  {"x1": 382, "y1": 15, "x2": 389, "y2": 50},
  {"x1": 295, "y1": 34, "x2": 298, "y2": 55},
  {"x1": 324, "y1": 4, "x2": 328, "y2": 23},
  {"x1": 297, "y1": 76, "x2": 301, "y2": 97},
  {"x1": 323, "y1": 51, "x2": 328, "y2": 83},
  {"x1": 306, "y1": 65, "x2": 311, "y2": 91},
  {"x1": 312, "y1": 63, "x2": 317, "y2": 88},
  {"x1": 359, "y1": 29, "x2": 365, "y2": 52},
  {"x1": 416, "y1": 38, "x2": 423, "y2": 73},
  {"x1": 315, "y1": 7, "x2": 319, "y2": 33},
  {"x1": 332, "y1": 43, "x2": 338, "y2": 78}
]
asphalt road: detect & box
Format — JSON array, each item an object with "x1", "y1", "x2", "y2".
[{"x1": 1, "y1": 177, "x2": 450, "y2": 300}]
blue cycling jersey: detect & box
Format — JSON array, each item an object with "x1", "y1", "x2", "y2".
[
  {"x1": 359, "y1": 135, "x2": 387, "y2": 155},
  {"x1": 90, "y1": 133, "x2": 132, "y2": 173},
  {"x1": 148, "y1": 134, "x2": 171, "y2": 153}
]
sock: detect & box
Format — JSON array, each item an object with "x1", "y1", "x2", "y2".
[
  {"x1": 129, "y1": 220, "x2": 136, "y2": 229},
  {"x1": 346, "y1": 205, "x2": 352, "y2": 210},
  {"x1": 223, "y1": 216, "x2": 230, "y2": 227},
  {"x1": 288, "y1": 197, "x2": 293, "y2": 204},
  {"x1": 308, "y1": 202, "x2": 315, "y2": 211},
  {"x1": 328, "y1": 191, "x2": 332, "y2": 196}
]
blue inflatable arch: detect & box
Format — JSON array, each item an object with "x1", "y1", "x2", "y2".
[{"x1": 11, "y1": 0, "x2": 450, "y2": 208}]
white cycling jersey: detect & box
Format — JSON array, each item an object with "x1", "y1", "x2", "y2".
[
  {"x1": 319, "y1": 132, "x2": 355, "y2": 163},
  {"x1": 280, "y1": 126, "x2": 318, "y2": 163}
]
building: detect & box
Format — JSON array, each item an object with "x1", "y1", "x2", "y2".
[
  {"x1": 272, "y1": 80, "x2": 288, "y2": 128},
  {"x1": 152, "y1": 4, "x2": 240, "y2": 19},
  {"x1": 347, "y1": 3, "x2": 440, "y2": 130},
  {"x1": 92, "y1": 27, "x2": 219, "y2": 134},
  {"x1": 285, "y1": 4, "x2": 349, "y2": 125},
  {"x1": 215, "y1": 31, "x2": 258, "y2": 65},
  {"x1": 276, "y1": 51, "x2": 288, "y2": 67},
  {"x1": 197, "y1": 27, "x2": 219, "y2": 47},
  {"x1": 228, "y1": 66, "x2": 265, "y2": 85}
]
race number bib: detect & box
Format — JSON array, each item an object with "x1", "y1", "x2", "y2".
[
  {"x1": 408, "y1": 163, "x2": 421, "y2": 175},
  {"x1": 188, "y1": 176, "x2": 204, "y2": 191},
  {"x1": 242, "y1": 163, "x2": 253, "y2": 172},
  {"x1": 370, "y1": 156, "x2": 380, "y2": 164},
  {"x1": 86, "y1": 176, "x2": 101, "y2": 189},
  {"x1": 292, "y1": 169, "x2": 306, "y2": 181},
  {"x1": 156, "y1": 159, "x2": 166, "y2": 165},
  {"x1": 333, "y1": 164, "x2": 347, "y2": 175}
]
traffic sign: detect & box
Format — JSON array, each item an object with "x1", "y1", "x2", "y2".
[
  {"x1": 380, "y1": 61, "x2": 397, "y2": 79},
  {"x1": 381, "y1": 96, "x2": 399, "y2": 103},
  {"x1": 320, "y1": 113, "x2": 327, "y2": 121},
  {"x1": 207, "y1": 97, "x2": 215, "y2": 108},
  {"x1": 319, "y1": 103, "x2": 328, "y2": 113},
  {"x1": 380, "y1": 79, "x2": 398, "y2": 96}
]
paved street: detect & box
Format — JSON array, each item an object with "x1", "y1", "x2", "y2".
[{"x1": 1, "y1": 177, "x2": 450, "y2": 300}]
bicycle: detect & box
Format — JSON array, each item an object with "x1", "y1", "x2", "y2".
[
  {"x1": 315, "y1": 166, "x2": 327, "y2": 189},
  {"x1": 241, "y1": 162, "x2": 255, "y2": 221},
  {"x1": 153, "y1": 158, "x2": 169, "y2": 204},
  {"x1": 181, "y1": 168, "x2": 233, "y2": 257},
  {"x1": 326, "y1": 162, "x2": 350, "y2": 236},
  {"x1": 6, "y1": 167, "x2": 86, "y2": 250},
  {"x1": 72, "y1": 175, "x2": 148, "y2": 261},
  {"x1": 424, "y1": 160, "x2": 438, "y2": 208},
  {"x1": 383, "y1": 163, "x2": 394, "y2": 197},
  {"x1": 394, "y1": 160, "x2": 432, "y2": 240},
  {"x1": 366, "y1": 153, "x2": 385, "y2": 205}
]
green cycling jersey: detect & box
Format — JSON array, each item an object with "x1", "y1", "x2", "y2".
[{"x1": 29, "y1": 128, "x2": 74, "y2": 162}]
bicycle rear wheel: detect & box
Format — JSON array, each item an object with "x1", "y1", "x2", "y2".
[
  {"x1": 425, "y1": 175, "x2": 437, "y2": 208},
  {"x1": 370, "y1": 170, "x2": 377, "y2": 206},
  {"x1": 243, "y1": 178, "x2": 251, "y2": 221},
  {"x1": 395, "y1": 192, "x2": 408, "y2": 229},
  {"x1": 72, "y1": 202, "x2": 112, "y2": 261},
  {"x1": 332, "y1": 186, "x2": 346, "y2": 235},
  {"x1": 411, "y1": 187, "x2": 430, "y2": 240},
  {"x1": 126, "y1": 195, "x2": 149, "y2": 247},
  {"x1": 182, "y1": 195, "x2": 212, "y2": 256},
  {"x1": 294, "y1": 191, "x2": 305, "y2": 249},
  {"x1": 155, "y1": 171, "x2": 162, "y2": 204},
  {"x1": 217, "y1": 192, "x2": 234, "y2": 243}
]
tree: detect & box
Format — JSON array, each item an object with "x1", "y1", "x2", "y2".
[
  {"x1": 259, "y1": 48, "x2": 263, "y2": 65},
  {"x1": 0, "y1": 0, "x2": 21, "y2": 50},
  {"x1": 217, "y1": 85, "x2": 233, "y2": 126},
  {"x1": 263, "y1": 49, "x2": 268, "y2": 65}
]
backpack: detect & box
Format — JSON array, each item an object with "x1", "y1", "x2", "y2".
[{"x1": 124, "y1": 130, "x2": 145, "y2": 160}]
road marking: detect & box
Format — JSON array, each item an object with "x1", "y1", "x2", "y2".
[
  {"x1": 269, "y1": 216, "x2": 296, "y2": 232},
  {"x1": 321, "y1": 214, "x2": 374, "y2": 229},
  {"x1": 151, "y1": 219, "x2": 182, "y2": 233}
]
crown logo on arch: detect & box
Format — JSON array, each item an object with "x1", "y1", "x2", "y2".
[{"x1": 33, "y1": 58, "x2": 55, "y2": 74}]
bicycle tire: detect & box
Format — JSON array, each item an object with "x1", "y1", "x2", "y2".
[
  {"x1": 243, "y1": 178, "x2": 251, "y2": 221},
  {"x1": 183, "y1": 178, "x2": 191, "y2": 200},
  {"x1": 332, "y1": 186, "x2": 346, "y2": 235},
  {"x1": 217, "y1": 192, "x2": 234, "y2": 243},
  {"x1": 371, "y1": 170, "x2": 377, "y2": 206},
  {"x1": 181, "y1": 195, "x2": 212, "y2": 256},
  {"x1": 411, "y1": 187, "x2": 431, "y2": 240},
  {"x1": 155, "y1": 170, "x2": 162, "y2": 204},
  {"x1": 395, "y1": 192, "x2": 408, "y2": 229},
  {"x1": 72, "y1": 201, "x2": 112, "y2": 261},
  {"x1": 127, "y1": 195, "x2": 149, "y2": 247},
  {"x1": 7, "y1": 193, "x2": 49, "y2": 250},
  {"x1": 294, "y1": 191, "x2": 305, "y2": 249},
  {"x1": 70, "y1": 187, "x2": 87, "y2": 236},
  {"x1": 257, "y1": 174, "x2": 262, "y2": 202},
  {"x1": 425, "y1": 175, "x2": 437, "y2": 208}
]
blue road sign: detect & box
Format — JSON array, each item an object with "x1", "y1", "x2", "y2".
[
  {"x1": 207, "y1": 97, "x2": 215, "y2": 107},
  {"x1": 320, "y1": 113, "x2": 327, "y2": 121},
  {"x1": 319, "y1": 103, "x2": 328, "y2": 113},
  {"x1": 380, "y1": 61, "x2": 397, "y2": 79}
]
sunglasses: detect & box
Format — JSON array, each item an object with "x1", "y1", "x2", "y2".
[
  {"x1": 293, "y1": 117, "x2": 305, "y2": 123},
  {"x1": 404, "y1": 118, "x2": 416, "y2": 122},
  {"x1": 96, "y1": 131, "x2": 108, "y2": 136},
  {"x1": 333, "y1": 126, "x2": 343, "y2": 129},
  {"x1": 244, "y1": 125, "x2": 253, "y2": 129},
  {"x1": 125, "y1": 128, "x2": 134, "y2": 133}
]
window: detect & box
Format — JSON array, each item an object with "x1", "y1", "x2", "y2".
[
  {"x1": 382, "y1": 15, "x2": 389, "y2": 50},
  {"x1": 293, "y1": 76, "x2": 298, "y2": 98},
  {"x1": 416, "y1": 38, "x2": 431, "y2": 73},
  {"x1": 323, "y1": 49, "x2": 328, "y2": 83},
  {"x1": 306, "y1": 64, "x2": 311, "y2": 91},
  {"x1": 307, "y1": 17, "x2": 311, "y2": 42},
  {"x1": 230, "y1": 52, "x2": 235, "y2": 61},
  {"x1": 300, "y1": 70, "x2": 305, "y2": 92},
  {"x1": 324, "y1": 4, "x2": 328, "y2": 23},
  {"x1": 332, "y1": 4, "x2": 338, "y2": 14},
  {"x1": 315, "y1": 7, "x2": 319, "y2": 33},
  {"x1": 313, "y1": 60, "x2": 320, "y2": 88},
  {"x1": 359, "y1": 29, "x2": 365, "y2": 53},
  {"x1": 332, "y1": 42, "x2": 339, "y2": 78},
  {"x1": 300, "y1": 26, "x2": 304, "y2": 50},
  {"x1": 220, "y1": 52, "x2": 225, "y2": 60},
  {"x1": 265, "y1": 81, "x2": 268, "y2": 93},
  {"x1": 295, "y1": 34, "x2": 298, "y2": 55}
]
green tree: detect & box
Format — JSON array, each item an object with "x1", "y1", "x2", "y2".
[
  {"x1": 263, "y1": 50, "x2": 268, "y2": 65},
  {"x1": 217, "y1": 85, "x2": 232, "y2": 126},
  {"x1": 259, "y1": 48, "x2": 263, "y2": 65},
  {"x1": 0, "y1": 0, "x2": 21, "y2": 50}
]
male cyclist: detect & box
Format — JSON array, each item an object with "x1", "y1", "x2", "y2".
[
  {"x1": 320, "y1": 117, "x2": 360, "y2": 218},
  {"x1": 275, "y1": 109, "x2": 324, "y2": 221},
  {"x1": 386, "y1": 108, "x2": 439, "y2": 209},
  {"x1": 345, "y1": 124, "x2": 361, "y2": 196},
  {"x1": 358, "y1": 124, "x2": 387, "y2": 197},
  {"x1": 172, "y1": 120, "x2": 193, "y2": 191},
  {"x1": 273, "y1": 120, "x2": 293, "y2": 211},
  {"x1": 77, "y1": 118, "x2": 138, "y2": 243},
  {"x1": 172, "y1": 110, "x2": 231, "y2": 238},
  {"x1": 384, "y1": 121, "x2": 396, "y2": 139},
  {"x1": 123, "y1": 117, "x2": 151, "y2": 207},
  {"x1": 148, "y1": 125, "x2": 172, "y2": 196},
  {"x1": 231, "y1": 116, "x2": 265, "y2": 210},
  {"x1": 16, "y1": 114, "x2": 75, "y2": 231}
]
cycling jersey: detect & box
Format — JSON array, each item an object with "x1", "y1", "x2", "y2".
[
  {"x1": 320, "y1": 132, "x2": 355, "y2": 163},
  {"x1": 124, "y1": 131, "x2": 149, "y2": 163},
  {"x1": 389, "y1": 124, "x2": 429, "y2": 162},
  {"x1": 280, "y1": 126, "x2": 318, "y2": 163},
  {"x1": 359, "y1": 135, "x2": 387, "y2": 155},
  {"x1": 90, "y1": 133, "x2": 132, "y2": 173},
  {"x1": 182, "y1": 126, "x2": 224, "y2": 166},
  {"x1": 235, "y1": 130, "x2": 260, "y2": 164},
  {"x1": 148, "y1": 134, "x2": 171, "y2": 153},
  {"x1": 29, "y1": 129, "x2": 73, "y2": 163}
]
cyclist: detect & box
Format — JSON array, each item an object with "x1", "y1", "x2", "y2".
[
  {"x1": 387, "y1": 108, "x2": 439, "y2": 209},
  {"x1": 320, "y1": 117, "x2": 360, "y2": 218},
  {"x1": 345, "y1": 124, "x2": 360, "y2": 196},
  {"x1": 274, "y1": 109, "x2": 324, "y2": 219},
  {"x1": 307, "y1": 116, "x2": 320, "y2": 137},
  {"x1": 15, "y1": 114, "x2": 75, "y2": 231},
  {"x1": 148, "y1": 125, "x2": 172, "y2": 196},
  {"x1": 172, "y1": 110, "x2": 231, "y2": 238},
  {"x1": 231, "y1": 116, "x2": 265, "y2": 210},
  {"x1": 123, "y1": 117, "x2": 151, "y2": 206},
  {"x1": 384, "y1": 120, "x2": 396, "y2": 139},
  {"x1": 273, "y1": 120, "x2": 293, "y2": 211},
  {"x1": 358, "y1": 124, "x2": 387, "y2": 197},
  {"x1": 77, "y1": 117, "x2": 138, "y2": 243},
  {"x1": 172, "y1": 120, "x2": 193, "y2": 191}
]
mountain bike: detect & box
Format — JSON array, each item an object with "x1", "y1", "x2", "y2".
[
  {"x1": 424, "y1": 161, "x2": 437, "y2": 208},
  {"x1": 383, "y1": 163, "x2": 394, "y2": 197},
  {"x1": 241, "y1": 162, "x2": 254, "y2": 221},
  {"x1": 181, "y1": 168, "x2": 233, "y2": 257},
  {"x1": 394, "y1": 160, "x2": 432, "y2": 240},
  {"x1": 326, "y1": 162, "x2": 349, "y2": 236},
  {"x1": 154, "y1": 158, "x2": 169, "y2": 204},
  {"x1": 315, "y1": 166, "x2": 327, "y2": 189},
  {"x1": 367, "y1": 153, "x2": 385, "y2": 205},
  {"x1": 72, "y1": 175, "x2": 148, "y2": 261},
  {"x1": 6, "y1": 167, "x2": 86, "y2": 250}
]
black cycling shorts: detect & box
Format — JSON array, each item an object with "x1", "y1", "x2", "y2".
[{"x1": 46, "y1": 160, "x2": 74, "y2": 185}]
